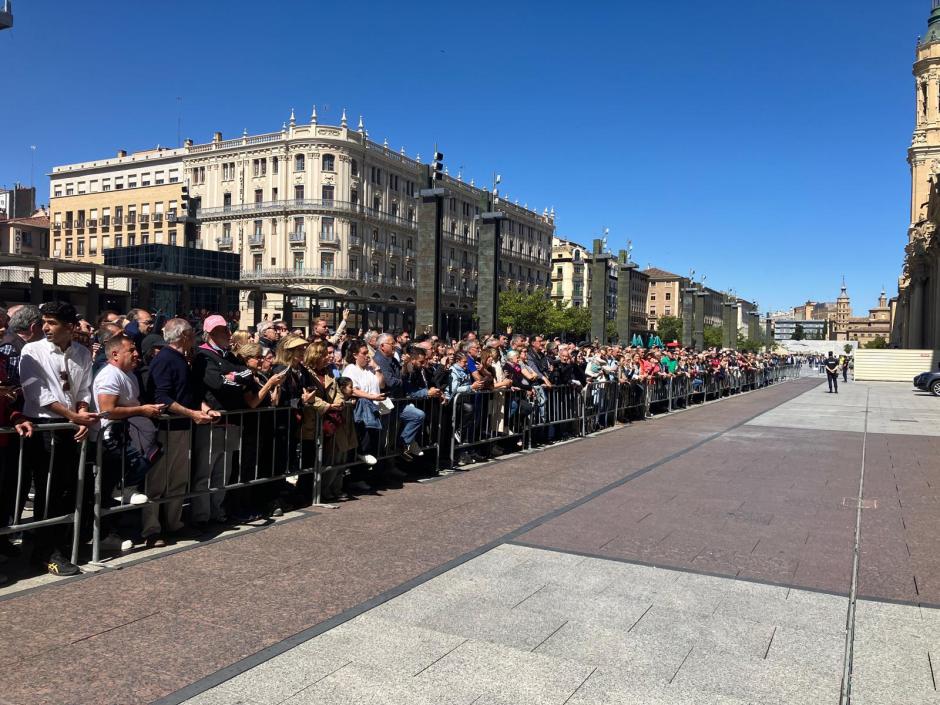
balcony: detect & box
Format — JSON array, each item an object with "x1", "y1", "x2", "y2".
[
  {"x1": 289, "y1": 230, "x2": 306, "y2": 245},
  {"x1": 349, "y1": 234, "x2": 362, "y2": 248},
  {"x1": 195, "y1": 198, "x2": 417, "y2": 230},
  {"x1": 319, "y1": 232, "x2": 340, "y2": 247},
  {"x1": 152, "y1": 213, "x2": 163, "y2": 224},
  {"x1": 217, "y1": 236, "x2": 233, "y2": 249},
  {"x1": 248, "y1": 234, "x2": 264, "y2": 247},
  {"x1": 404, "y1": 248, "x2": 415, "y2": 259},
  {"x1": 388, "y1": 244, "x2": 402, "y2": 257},
  {"x1": 139, "y1": 214, "x2": 149, "y2": 223},
  {"x1": 239, "y1": 268, "x2": 421, "y2": 291}
]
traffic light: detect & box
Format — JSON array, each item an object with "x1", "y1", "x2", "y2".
[{"x1": 432, "y1": 152, "x2": 444, "y2": 181}]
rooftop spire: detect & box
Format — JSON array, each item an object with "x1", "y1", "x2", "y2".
[
  {"x1": 923, "y1": 0, "x2": 940, "y2": 45},
  {"x1": 341, "y1": 108, "x2": 347, "y2": 128},
  {"x1": 289, "y1": 108, "x2": 295, "y2": 127},
  {"x1": 311, "y1": 104, "x2": 317, "y2": 125}
]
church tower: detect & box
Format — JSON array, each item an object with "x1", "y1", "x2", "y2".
[
  {"x1": 833, "y1": 278, "x2": 851, "y2": 341},
  {"x1": 909, "y1": 1, "x2": 940, "y2": 225}
]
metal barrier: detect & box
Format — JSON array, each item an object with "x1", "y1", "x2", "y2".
[
  {"x1": 372, "y1": 395, "x2": 443, "y2": 463},
  {"x1": 0, "y1": 423, "x2": 87, "y2": 567},
  {"x1": 614, "y1": 380, "x2": 647, "y2": 421},
  {"x1": 91, "y1": 406, "x2": 313, "y2": 563},
  {"x1": 582, "y1": 381, "x2": 618, "y2": 434},
  {"x1": 528, "y1": 384, "x2": 585, "y2": 446},
  {"x1": 449, "y1": 388, "x2": 529, "y2": 463}
]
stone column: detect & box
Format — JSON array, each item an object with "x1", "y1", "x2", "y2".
[
  {"x1": 180, "y1": 283, "x2": 192, "y2": 316},
  {"x1": 416, "y1": 171, "x2": 445, "y2": 336},
  {"x1": 29, "y1": 266, "x2": 43, "y2": 305},
  {"x1": 681, "y1": 288, "x2": 695, "y2": 347},
  {"x1": 282, "y1": 293, "x2": 293, "y2": 329},
  {"x1": 85, "y1": 281, "x2": 100, "y2": 319},
  {"x1": 252, "y1": 290, "x2": 263, "y2": 328},
  {"x1": 615, "y1": 251, "x2": 635, "y2": 343},
  {"x1": 748, "y1": 311, "x2": 759, "y2": 342},
  {"x1": 589, "y1": 239, "x2": 611, "y2": 343},
  {"x1": 693, "y1": 291, "x2": 706, "y2": 350},
  {"x1": 722, "y1": 302, "x2": 738, "y2": 349},
  {"x1": 910, "y1": 274, "x2": 925, "y2": 348},
  {"x1": 136, "y1": 278, "x2": 152, "y2": 311},
  {"x1": 476, "y1": 212, "x2": 504, "y2": 337}
]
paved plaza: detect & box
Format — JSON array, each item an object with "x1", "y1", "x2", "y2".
[{"x1": 0, "y1": 375, "x2": 938, "y2": 704}]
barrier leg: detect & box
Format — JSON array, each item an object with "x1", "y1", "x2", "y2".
[{"x1": 70, "y1": 440, "x2": 87, "y2": 567}]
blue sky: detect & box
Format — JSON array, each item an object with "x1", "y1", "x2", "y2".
[{"x1": 0, "y1": 1, "x2": 928, "y2": 313}]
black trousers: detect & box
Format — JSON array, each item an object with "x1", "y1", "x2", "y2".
[
  {"x1": 827, "y1": 372, "x2": 839, "y2": 393},
  {"x1": 25, "y1": 429, "x2": 84, "y2": 563}
]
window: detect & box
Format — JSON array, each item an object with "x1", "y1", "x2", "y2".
[
  {"x1": 115, "y1": 177, "x2": 124, "y2": 190},
  {"x1": 65, "y1": 240, "x2": 73, "y2": 256},
  {"x1": 169, "y1": 230, "x2": 177, "y2": 245},
  {"x1": 350, "y1": 222, "x2": 358, "y2": 239},
  {"x1": 351, "y1": 188, "x2": 359, "y2": 204},
  {"x1": 372, "y1": 261, "x2": 380, "y2": 277},
  {"x1": 322, "y1": 154, "x2": 335, "y2": 172},
  {"x1": 373, "y1": 195, "x2": 381, "y2": 211},
  {"x1": 223, "y1": 193, "x2": 232, "y2": 210},
  {"x1": 252, "y1": 158, "x2": 267, "y2": 177},
  {"x1": 292, "y1": 217, "x2": 304, "y2": 235},
  {"x1": 321, "y1": 252, "x2": 334, "y2": 275},
  {"x1": 128, "y1": 234, "x2": 136, "y2": 246},
  {"x1": 272, "y1": 157, "x2": 279, "y2": 175},
  {"x1": 254, "y1": 189, "x2": 263, "y2": 204},
  {"x1": 168, "y1": 169, "x2": 179, "y2": 183},
  {"x1": 77, "y1": 239, "x2": 85, "y2": 256},
  {"x1": 253, "y1": 254, "x2": 263, "y2": 272},
  {"x1": 66, "y1": 184, "x2": 74, "y2": 196},
  {"x1": 405, "y1": 269, "x2": 413, "y2": 282},
  {"x1": 141, "y1": 234, "x2": 149, "y2": 245},
  {"x1": 294, "y1": 154, "x2": 305, "y2": 172},
  {"x1": 293, "y1": 253, "x2": 305, "y2": 272},
  {"x1": 115, "y1": 235, "x2": 123, "y2": 247},
  {"x1": 78, "y1": 182, "x2": 87, "y2": 195},
  {"x1": 390, "y1": 264, "x2": 397, "y2": 279},
  {"x1": 223, "y1": 223, "x2": 231, "y2": 239},
  {"x1": 254, "y1": 220, "x2": 263, "y2": 237},
  {"x1": 650, "y1": 294, "x2": 656, "y2": 301},
  {"x1": 222, "y1": 162, "x2": 235, "y2": 180},
  {"x1": 322, "y1": 185, "x2": 334, "y2": 204},
  {"x1": 350, "y1": 256, "x2": 360, "y2": 274},
  {"x1": 321, "y1": 217, "x2": 335, "y2": 240},
  {"x1": 389, "y1": 174, "x2": 399, "y2": 191},
  {"x1": 271, "y1": 218, "x2": 278, "y2": 235},
  {"x1": 141, "y1": 173, "x2": 151, "y2": 186},
  {"x1": 128, "y1": 176, "x2": 137, "y2": 188},
  {"x1": 351, "y1": 159, "x2": 359, "y2": 177},
  {"x1": 155, "y1": 171, "x2": 165, "y2": 185},
  {"x1": 665, "y1": 292, "x2": 671, "y2": 301},
  {"x1": 294, "y1": 185, "x2": 304, "y2": 202},
  {"x1": 271, "y1": 187, "x2": 278, "y2": 201},
  {"x1": 89, "y1": 240, "x2": 97, "y2": 256}
]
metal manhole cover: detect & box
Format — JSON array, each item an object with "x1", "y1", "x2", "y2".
[{"x1": 842, "y1": 497, "x2": 878, "y2": 509}]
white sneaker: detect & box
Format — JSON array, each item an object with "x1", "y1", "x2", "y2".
[
  {"x1": 127, "y1": 492, "x2": 149, "y2": 505},
  {"x1": 358, "y1": 454, "x2": 378, "y2": 466},
  {"x1": 408, "y1": 442, "x2": 425, "y2": 457},
  {"x1": 100, "y1": 532, "x2": 133, "y2": 552}
]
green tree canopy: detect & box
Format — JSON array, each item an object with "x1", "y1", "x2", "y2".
[
  {"x1": 656, "y1": 315, "x2": 683, "y2": 345},
  {"x1": 703, "y1": 325, "x2": 723, "y2": 349},
  {"x1": 791, "y1": 323, "x2": 805, "y2": 341},
  {"x1": 863, "y1": 336, "x2": 887, "y2": 349}
]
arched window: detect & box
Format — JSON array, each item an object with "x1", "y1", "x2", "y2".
[
  {"x1": 322, "y1": 154, "x2": 335, "y2": 172},
  {"x1": 294, "y1": 154, "x2": 305, "y2": 172}
]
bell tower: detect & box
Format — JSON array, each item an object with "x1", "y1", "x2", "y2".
[
  {"x1": 909, "y1": 1, "x2": 940, "y2": 226},
  {"x1": 833, "y1": 277, "x2": 851, "y2": 341}
]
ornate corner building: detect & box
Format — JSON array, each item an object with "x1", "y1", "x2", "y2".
[{"x1": 896, "y1": 1, "x2": 940, "y2": 348}]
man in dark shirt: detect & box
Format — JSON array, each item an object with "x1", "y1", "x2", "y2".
[
  {"x1": 374, "y1": 333, "x2": 426, "y2": 459},
  {"x1": 143, "y1": 318, "x2": 214, "y2": 544},
  {"x1": 825, "y1": 351, "x2": 839, "y2": 393}
]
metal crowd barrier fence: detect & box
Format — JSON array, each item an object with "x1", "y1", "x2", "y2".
[
  {"x1": 449, "y1": 388, "x2": 528, "y2": 463},
  {"x1": 0, "y1": 423, "x2": 86, "y2": 566},
  {"x1": 529, "y1": 383, "x2": 585, "y2": 446},
  {"x1": 372, "y1": 395, "x2": 443, "y2": 464},
  {"x1": 91, "y1": 406, "x2": 315, "y2": 563},
  {"x1": 582, "y1": 381, "x2": 618, "y2": 435},
  {"x1": 614, "y1": 380, "x2": 647, "y2": 421}
]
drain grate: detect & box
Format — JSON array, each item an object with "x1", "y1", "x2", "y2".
[
  {"x1": 842, "y1": 497, "x2": 878, "y2": 510},
  {"x1": 890, "y1": 419, "x2": 919, "y2": 423}
]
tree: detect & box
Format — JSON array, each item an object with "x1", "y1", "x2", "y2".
[
  {"x1": 656, "y1": 315, "x2": 683, "y2": 346},
  {"x1": 497, "y1": 290, "x2": 553, "y2": 335},
  {"x1": 549, "y1": 302, "x2": 590, "y2": 341},
  {"x1": 791, "y1": 323, "x2": 805, "y2": 341},
  {"x1": 843, "y1": 343, "x2": 853, "y2": 354},
  {"x1": 863, "y1": 336, "x2": 887, "y2": 349},
  {"x1": 605, "y1": 320, "x2": 619, "y2": 343},
  {"x1": 703, "y1": 325, "x2": 723, "y2": 349}
]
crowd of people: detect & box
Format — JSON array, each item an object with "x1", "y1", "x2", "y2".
[{"x1": 0, "y1": 300, "x2": 795, "y2": 584}]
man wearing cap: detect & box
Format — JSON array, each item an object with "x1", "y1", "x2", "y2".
[{"x1": 190, "y1": 314, "x2": 251, "y2": 528}]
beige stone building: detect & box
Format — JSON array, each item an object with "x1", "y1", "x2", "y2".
[
  {"x1": 895, "y1": 2, "x2": 940, "y2": 348},
  {"x1": 49, "y1": 147, "x2": 190, "y2": 262},
  {"x1": 48, "y1": 109, "x2": 554, "y2": 329},
  {"x1": 846, "y1": 290, "x2": 892, "y2": 345},
  {"x1": 0, "y1": 211, "x2": 49, "y2": 256},
  {"x1": 550, "y1": 237, "x2": 649, "y2": 335}
]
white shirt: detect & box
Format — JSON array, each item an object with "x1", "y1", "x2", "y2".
[
  {"x1": 93, "y1": 363, "x2": 155, "y2": 451},
  {"x1": 341, "y1": 363, "x2": 380, "y2": 397},
  {"x1": 20, "y1": 339, "x2": 93, "y2": 419}
]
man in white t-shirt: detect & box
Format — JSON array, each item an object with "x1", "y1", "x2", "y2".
[{"x1": 94, "y1": 334, "x2": 164, "y2": 505}]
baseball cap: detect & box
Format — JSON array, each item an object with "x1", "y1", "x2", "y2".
[{"x1": 203, "y1": 314, "x2": 228, "y2": 333}]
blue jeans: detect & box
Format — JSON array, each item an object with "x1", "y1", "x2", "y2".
[{"x1": 399, "y1": 403, "x2": 425, "y2": 446}]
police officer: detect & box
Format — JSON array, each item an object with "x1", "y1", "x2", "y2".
[{"x1": 825, "y1": 351, "x2": 839, "y2": 393}]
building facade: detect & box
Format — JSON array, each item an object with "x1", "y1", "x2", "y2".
[
  {"x1": 772, "y1": 319, "x2": 829, "y2": 342},
  {"x1": 0, "y1": 212, "x2": 49, "y2": 256},
  {"x1": 643, "y1": 268, "x2": 727, "y2": 331},
  {"x1": 895, "y1": 2, "x2": 940, "y2": 349},
  {"x1": 49, "y1": 147, "x2": 191, "y2": 262},
  {"x1": 0, "y1": 184, "x2": 35, "y2": 220},
  {"x1": 846, "y1": 290, "x2": 892, "y2": 345},
  {"x1": 47, "y1": 110, "x2": 554, "y2": 329}
]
